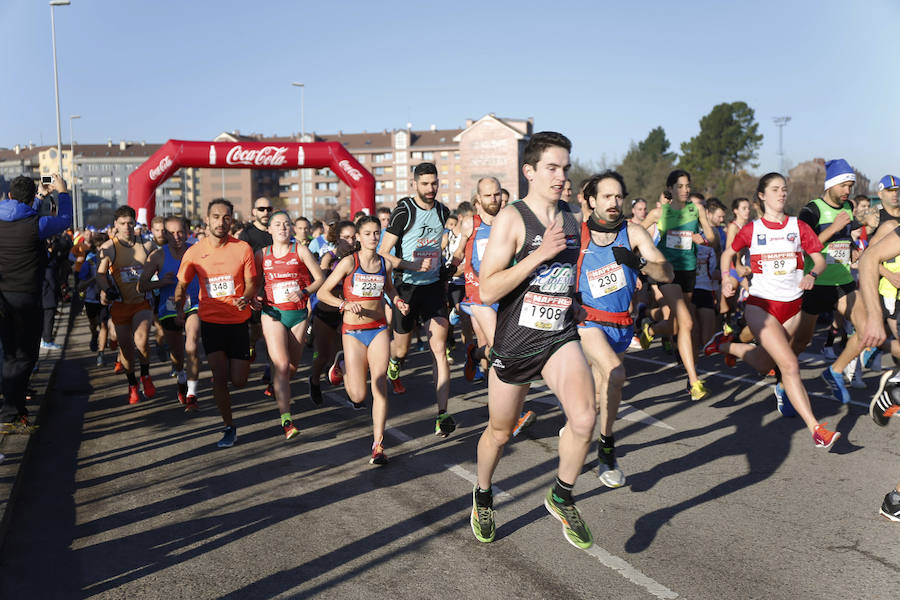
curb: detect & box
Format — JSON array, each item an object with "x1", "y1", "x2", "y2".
[{"x1": 0, "y1": 301, "x2": 73, "y2": 552}]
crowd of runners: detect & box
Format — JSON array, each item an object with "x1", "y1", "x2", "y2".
[{"x1": 3, "y1": 131, "x2": 900, "y2": 550}]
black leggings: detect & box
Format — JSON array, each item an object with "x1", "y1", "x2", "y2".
[{"x1": 0, "y1": 291, "x2": 43, "y2": 418}]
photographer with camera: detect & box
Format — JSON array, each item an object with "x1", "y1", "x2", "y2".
[{"x1": 0, "y1": 173, "x2": 72, "y2": 426}]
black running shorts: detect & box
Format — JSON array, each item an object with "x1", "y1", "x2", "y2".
[
  {"x1": 801, "y1": 282, "x2": 856, "y2": 316},
  {"x1": 200, "y1": 319, "x2": 251, "y2": 360},
  {"x1": 392, "y1": 280, "x2": 448, "y2": 334},
  {"x1": 489, "y1": 336, "x2": 579, "y2": 385}
]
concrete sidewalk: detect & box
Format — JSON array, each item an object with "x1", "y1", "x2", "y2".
[{"x1": 0, "y1": 301, "x2": 73, "y2": 549}]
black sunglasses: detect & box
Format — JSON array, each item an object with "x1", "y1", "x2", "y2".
[{"x1": 255, "y1": 206, "x2": 274, "y2": 212}]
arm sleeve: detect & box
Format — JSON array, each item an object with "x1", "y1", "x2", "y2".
[
  {"x1": 797, "y1": 203, "x2": 819, "y2": 230},
  {"x1": 385, "y1": 202, "x2": 411, "y2": 237},
  {"x1": 798, "y1": 220, "x2": 824, "y2": 254},
  {"x1": 38, "y1": 192, "x2": 73, "y2": 239},
  {"x1": 730, "y1": 222, "x2": 754, "y2": 252}
]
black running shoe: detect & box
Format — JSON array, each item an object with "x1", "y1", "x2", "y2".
[
  {"x1": 880, "y1": 490, "x2": 900, "y2": 522},
  {"x1": 471, "y1": 486, "x2": 495, "y2": 543},
  {"x1": 871, "y1": 371, "x2": 900, "y2": 426},
  {"x1": 309, "y1": 376, "x2": 323, "y2": 406}
]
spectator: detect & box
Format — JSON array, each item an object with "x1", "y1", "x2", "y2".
[{"x1": 0, "y1": 174, "x2": 72, "y2": 424}]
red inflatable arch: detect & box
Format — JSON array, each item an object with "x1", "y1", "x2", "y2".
[{"x1": 128, "y1": 139, "x2": 375, "y2": 224}]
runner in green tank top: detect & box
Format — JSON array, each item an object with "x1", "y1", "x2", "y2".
[
  {"x1": 793, "y1": 159, "x2": 866, "y2": 405},
  {"x1": 638, "y1": 169, "x2": 716, "y2": 401}
]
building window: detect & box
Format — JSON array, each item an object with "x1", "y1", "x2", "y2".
[
  {"x1": 384, "y1": 180, "x2": 394, "y2": 189},
  {"x1": 374, "y1": 167, "x2": 385, "y2": 176},
  {"x1": 303, "y1": 182, "x2": 312, "y2": 193},
  {"x1": 375, "y1": 194, "x2": 385, "y2": 203},
  {"x1": 396, "y1": 180, "x2": 407, "y2": 193},
  {"x1": 442, "y1": 193, "x2": 448, "y2": 202},
  {"x1": 411, "y1": 151, "x2": 422, "y2": 159},
  {"x1": 441, "y1": 182, "x2": 448, "y2": 189},
  {"x1": 423, "y1": 151, "x2": 434, "y2": 160},
  {"x1": 291, "y1": 183, "x2": 300, "y2": 191},
  {"x1": 440, "y1": 165, "x2": 449, "y2": 174},
  {"x1": 396, "y1": 165, "x2": 408, "y2": 178},
  {"x1": 455, "y1": 193, "x2": 461, "y2": 202},
  {"x1": 394, "y1": 131, "x2": 408, "y2": 149},
  {"x1": 454, "y1": 152, "x2": 460, "y2": 160},
  {"x1": 374, "y1": 152, "x2": 393, "y2": 163},
  {"x1": 396, "y1": 151, "x2": 407, "y2": 164},
  {"x1": 455, "y1": 180, "x2": 461, "y2": 189},
  {"x1": 441, "y1": 151, "x2": 448, "y2": 158}
]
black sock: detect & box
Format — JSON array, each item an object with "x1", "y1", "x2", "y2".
[
  {"x1": 598, "y1": 433, "x2": 615, "y2": 448},
  {"x1": 473, "y1": 345, "x2": 487, "y2": 362},
  {"x1": 552, "y1": 477, "x2": 574, "y2": 505},
  {"x1": 126, "y1": 371, "x2": 138, "y2": 386},
  {"x1": 773, "y1": 366, "x2": 782, "y2": 383},
  {"x1": 438, "y1": 409, "x2": 446, "y2": 416},
  {"x1": 140, "y1": 363, "x2": 149, "y2": 377},
  {"x1": 825, "y1": 327, "x2": 837, "y2": 348},
  {"x1": 474, "y1": 486, "x2": 493, "y2": 507}
]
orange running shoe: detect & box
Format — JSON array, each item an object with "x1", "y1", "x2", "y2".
[
  {"x1": 127, "y1": 385, "x2": 140, "y2": 405},
  {"x1": 113, "y1": 361, "x2": 124, "y2": 374},
  {"x1": 812, "y1": 423, "x2": 840, "y2": 450},
  {"x1": 141, "y1": 375, "x2": 156, "y2": 399},
  {"x1": 391, "y1": 378, "x2": 406, "y2": 394}
]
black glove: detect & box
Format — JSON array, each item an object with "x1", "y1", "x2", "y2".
[{"x1": 612, "y1": 246, "x2": 643, "y2": 271}]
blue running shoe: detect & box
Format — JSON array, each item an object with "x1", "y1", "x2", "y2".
[
  {"x1": 449, "y1": 308, "x2": 460, "y2": 326},
  {"x1": 822, "y1": 367, "x2": 851, "y2": 404},
  {"x1": 862, "y1": 347, "x2": 883, "y2": 372},
  {"x1": 473, "y1": 366, "x2": 485, "y2": 382},
  {"x1": 774, "y1": 383, "x2": 796, "y2": 417},
  {"x1": 217, "y1": 426, "x2": 237, "y2": 448}
]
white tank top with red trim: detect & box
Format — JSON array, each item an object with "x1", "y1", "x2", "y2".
[{"x1": 747, "y1": 216, "x2": 804, "y2": 302}]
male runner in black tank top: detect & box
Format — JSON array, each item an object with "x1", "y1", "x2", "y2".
[{"x1": 470, "y1": 132, "x2": 595, "y2": 549}]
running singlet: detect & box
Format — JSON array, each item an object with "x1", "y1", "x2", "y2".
[
  {"x1": 262, "y1": 243, "x2": 313, "y2": 311},
  {"x1": 656, "y1": 202, "x2": 700, "y2": 271},
  {"x1": 463, "y1": 215, "x2": 491, "y2": 305},
  {"x1": 158, "y1": 243, "x2": 200, "y2": 319},
  {"x1": 695, "y1": 240, "x2": 717, "y2": 292},
  {"x1": 802, "y1": 198, "x2": 854, "y2": 286},
  {"x1": 492, "y1": 201, "x2": 581, "y2": 359},
  {"x1": 177, "y1": 236, "x2": 257, "y2": 324},
  {"x1": 576, "y1": 221, "x2": 638, "y2": 324},
  {"x1": 386, "y1": 197, "x2": 448, "y2": 286},
  {"x1": 732, "y1": 216, "x2": 822, "y2": 302},
  {"x1": 110, "y1": 237, "x2": 149, "y2": 305},
  {"x1": 342, "y1": 254, "x2": 386, "y2": 303},
  {"x1": 878, "y1": 213, "x2": 900, "y2": 301}
]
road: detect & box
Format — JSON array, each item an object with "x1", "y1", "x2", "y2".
[{"x1": 1, "y1": 315, "x2": 898, "y2": 599}]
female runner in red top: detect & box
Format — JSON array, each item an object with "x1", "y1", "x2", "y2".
[{"x1": 317, "y1": 216, "x2": 409, "y2": 465}]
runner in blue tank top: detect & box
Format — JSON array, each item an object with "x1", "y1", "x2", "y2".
[
  {"x1": 138, "y1": 216, "x2": 202, "y2": 412},
  {"x1": 575, "y1": 172, "x2": 672, "y2": 489}
]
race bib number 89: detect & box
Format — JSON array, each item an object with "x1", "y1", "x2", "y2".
[
  {"x1": 206, "y1": 275, "x2": 235, "y2": 299},
  {"x1": 760, "y1": 252, "x2": 797, "y2": 277},
  {"x1": 518, "y1": 292, "x2": 571, "y2": 331}
]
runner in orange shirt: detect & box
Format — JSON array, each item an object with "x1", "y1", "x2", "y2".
[{"x1": 175, "y1": 199, "x2": 260, "y2": 448}]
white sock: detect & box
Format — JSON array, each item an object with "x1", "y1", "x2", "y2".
[
  {"x1": 187, "y1": 380, "x2": 198, "y2": 396},
  {"x1": 177, "y1": 370, "x2": 187, "y2": 384}
]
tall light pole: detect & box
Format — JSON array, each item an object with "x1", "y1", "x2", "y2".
[
  {"x1": 773, "y1": 116, "x2": 791, "y2": 174},
  {"x1": 291, "y1": 82, "x2": 307, "y2": 217},
  {"x1": 50, "y1": 0, "x2": 71, "y2": 176},
  {"x1": 291, "y1": 82, "x2": 305, "y2": 139},
  {"x1": 69, "y1": 114, "x2": 80, "y2": 228}
]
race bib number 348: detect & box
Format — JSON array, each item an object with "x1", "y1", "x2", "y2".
[
  {"x1": 518, "y1": 292, "x2": 571, "y2": 331},
  {"x1": 206, "y1": 275, "x2": 235, "y2": 299}
]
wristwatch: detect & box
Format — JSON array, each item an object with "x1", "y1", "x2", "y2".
[{"x1": 639, "y1": 257, "x2": 648, "y2": 269}]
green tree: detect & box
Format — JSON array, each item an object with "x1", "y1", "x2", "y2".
[
  {"x1": 679, "y1": 101, "x2": 763, "y2": 197},
  {"x1": 617, "y1": 126, "x2": 676, "y2": 207}
]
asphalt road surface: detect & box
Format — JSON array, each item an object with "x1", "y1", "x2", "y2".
[{"x1": 1, "y1": 316, "x2": 898, "y2": 599}]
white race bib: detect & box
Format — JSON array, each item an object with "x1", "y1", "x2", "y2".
[
  {"x1": 476, "y1": 238, "x2": 489, "y2": 261},
  {"x1": 760, "y1": 252, "x2": 796, "y2": 277},
  {"x1": 587, "y1": 264, "x2": 626, "y2": 298},
  {"x1": 272, "y1": 280, "x2": 301, "y2": 304},
  {"x1": 665, "y1": 230, "x2": 693, "y2": 250},
  {"x1": 414, "y1": 248, "x2": 440, "y2": 271},
  {"x1": 351, "y1": 273, "x2": 384, "y2": 298},
  {"x1": 518, "y1": 292, "x2": 571, "y2": 331},
  {"x1": 827, "y1": 241, "x2": 851, "y2": 265},
  {"x1": 119, "y1": 265, "x2": 142, "y2": 283},
  {"x1": 206, "y1": 275, "x2": 235, "y2": 299}
]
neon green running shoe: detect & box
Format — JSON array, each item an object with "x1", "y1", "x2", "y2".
[
  {"x1": 471, "y1": 486, "x2": 495, "y2": 543},
  {"x1": 544, "y1": 487, "x2": 593, "y2": 549},
  {"x1": 387, "y1": 358, "x2": 400, "y2": 381},
  {"x1": 435, "y1": 413, "x2": 456, "y2": 437}
]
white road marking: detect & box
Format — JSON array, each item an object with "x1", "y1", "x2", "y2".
[
  {"x1": 625, "y1": 355, "x2": 871, "y2": 408},
  {"x1": 444, "y1": 461, "x2": 678, "y2": 599},
  {"x1": 528, "y1": 386, "x2": 676, "y2": 431}
]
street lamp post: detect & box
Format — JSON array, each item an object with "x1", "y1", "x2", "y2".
[
  {"x1": 50, "y1": 0, "x2": 71, "y2": 176},
  {"x1": 291, "y1": 82, "x2": 308, "y2": 217},
  {"x1": 69, "y1": 114, "x2": 80, "y2": 228},
  {"x1": 773, "y1": 116, "x2": 791, "y2": 175}
]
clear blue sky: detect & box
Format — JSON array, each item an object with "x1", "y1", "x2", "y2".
[{"x1": 2, "y1": 0, "x2": 897, "y2": 186}]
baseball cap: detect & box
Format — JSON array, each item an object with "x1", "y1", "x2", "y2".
[
  {"x1": 879, "y1": 175, "x2": 899, "y2": 191},
  {"x1": 324, "y1": 209, "x2": 341, "y2": 224}
]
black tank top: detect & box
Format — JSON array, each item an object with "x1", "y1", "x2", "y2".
[
  {"x1": 493, "y1": 200, "x2": 581, "y2": 358},
  {"x1": 880, "y1": 208, "x2": 900, "y2": 226}
]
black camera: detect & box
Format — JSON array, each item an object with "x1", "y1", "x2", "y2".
[{"x1": 41, "y1": 175, "x2": 53, "y2": 185}]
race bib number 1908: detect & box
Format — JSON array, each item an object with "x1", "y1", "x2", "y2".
[{"x1": 518, "y1": 292, "x2": 571, "y2": 331}]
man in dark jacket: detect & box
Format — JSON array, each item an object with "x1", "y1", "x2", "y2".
[{"x1": 0, "y1": 174, "x2": 72, "y2": 424}]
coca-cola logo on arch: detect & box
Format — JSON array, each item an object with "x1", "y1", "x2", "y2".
[
  {"x1": 338, "y1": 159, "x2": 363, "y2": 182},
  {"x1": 225, "y1": 145, "x2": 289, "y2": 167},
  {"x1": 149, "y1": 155, "x2": 172, "y2": 181}
]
